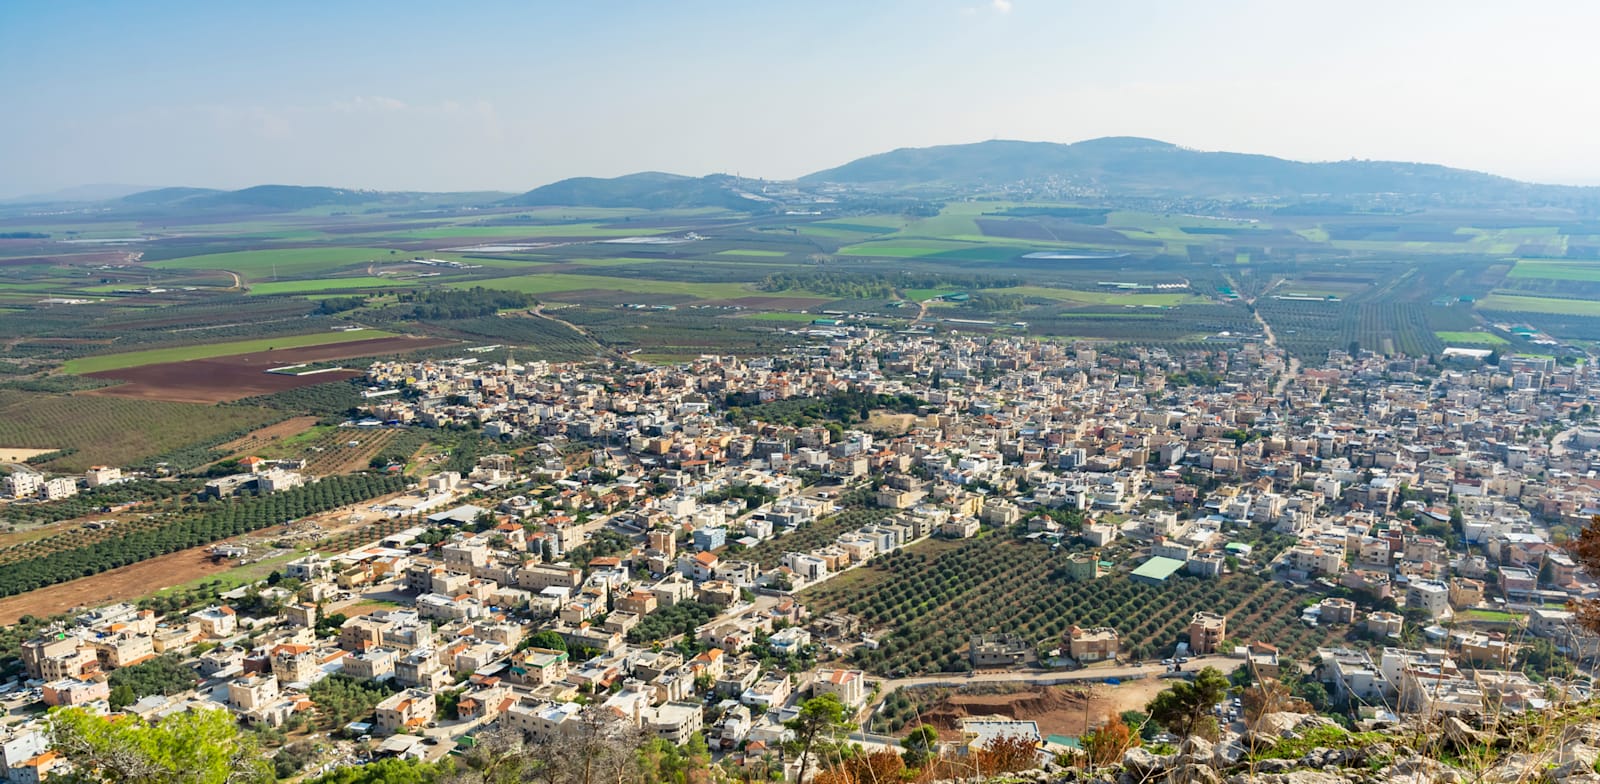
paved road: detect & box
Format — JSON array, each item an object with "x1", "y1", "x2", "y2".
[{"x1": 1247, "y1": 298, "x2": 1299, "y2": 397}]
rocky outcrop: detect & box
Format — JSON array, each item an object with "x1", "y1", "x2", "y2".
[{"x1": 925, "y1": 703, "x2": 1600, "y2": 784}]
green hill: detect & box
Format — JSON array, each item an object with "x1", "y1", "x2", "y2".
[
  {"x1": 801, "y1": 136, "x2": 1597, "y2": 206},
  {"x1": 116, "y1": 187, "x2": 225, "y2": 206},
  {"x1": 501, "y1": 172, "x2": 762, "y2": 210}
]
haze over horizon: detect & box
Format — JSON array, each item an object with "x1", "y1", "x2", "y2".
[{"x1": 6, "y1": 0, "x2": 1600, "y2": 199}]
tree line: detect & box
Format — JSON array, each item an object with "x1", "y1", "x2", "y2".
[
  {"x1": 726, "y1": 390, "x2": 924, "y2": 427},
  {"x1": 757, "y1": 271, "x2": 1022, "y2": 299},
  {"x1": 388, "y1": 288, "x2": 541, "y2": 321}
]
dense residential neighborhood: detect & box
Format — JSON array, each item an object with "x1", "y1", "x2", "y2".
[{"x1": 2, "y1": 326, "x2": 1599, "y2": 782}]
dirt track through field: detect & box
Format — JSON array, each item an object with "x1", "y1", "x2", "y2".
[{"x1": 214, "y1": 416, "x2": 321, "y2": 459}]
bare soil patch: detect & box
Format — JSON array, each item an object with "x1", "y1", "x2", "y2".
[
  {"x1": 917, "y1": 683, "x2": 1146, "y2": 741},
  {"x1": 863, "y1": 412, "x2": 918, "y2": 435},
  {"x1": 0, "y1": 447, "x2": 58, "y2": 462},
  {"x1": 216, "y1": 416, "x2": 322, "y2": 457},
  {"x1": 86, "y1": 366, "x2": 363, "y2": 403},
  {"x1": 338, "y1": 599, "x2": 405, "y2": 618},
  {"x1": 212, "y1": 412, "x2": 324, "y2": 464},
  {"x1": 83, "y1": 336, "x2": 454, "y2": 403},
  {"x1": 975, "y1": 218, "x2": 1057, "y2": 242},
  {"x1": 0, "y1": 546, "x2": 231, "y2": 625}
]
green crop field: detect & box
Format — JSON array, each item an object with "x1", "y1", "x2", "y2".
[
  {"x1": 382, "y1": 223, "x2": 665, "y2": 240},
  {"x1": 1477, "y1": 293, "x2": 1600, "y2": 316},
  {"x1": 62, "y1": 329, "x2": 397, "y2": 374},
  {"x1": 1506, "y1": 260, "x2": 1600, "y2": 281},
  {"x1": 452, "y1": 273, "x2": 752, "y2": 299},
  {"x1": 148, "y1": 247, "x2": 396, "y2": 279},
  {"x1": 0, "y1": 391, "x2": 281, "y2": 472},
  {"x1": 714, "y1": 249, "x2": 788, "y2": 257},
  {"x1": 1435, "y1": 330, "x2": 1508, "y2": 345},
  {"x1": 247, "y1": 276, "x2": 407, "y2": 296},
  {"x1": 1458, "y1": 609, "x2": 1522, "y2": 623}
]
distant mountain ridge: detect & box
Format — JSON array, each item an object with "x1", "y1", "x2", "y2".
[
  {"x1": 0, "y1": 183, "x2": 161, "y2": 204},
  {"x1": 119, "y1": 185, "x2": 380, "y2": 210},
  {"x1": 38, "y1": 137, "x2": 1600, "y2": 212},
  {"x1": 499, "y1": 172, "x2": 761, "y2": 210},
  {"x1": 799, "y1": 136, "x2": 1585, "y2": 203}
]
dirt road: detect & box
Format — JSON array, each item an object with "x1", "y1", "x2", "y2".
[{"x1": 530, "y1": 306, "x2": 620, "y2": 359}]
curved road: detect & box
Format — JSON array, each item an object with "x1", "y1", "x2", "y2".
[{"x1": 529, "y1": 305, "x2": 627, "y2": 360}]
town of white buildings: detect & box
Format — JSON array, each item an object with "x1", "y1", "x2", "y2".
[{"x1": 2, "y1": 327, "x2": 1598, "y2": 780}]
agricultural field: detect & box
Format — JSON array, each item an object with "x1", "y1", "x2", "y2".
[
  {"x1": 559, "y1": 306, "x2": 807, "y2": 358},
  {"x1": 0, "y1": 391, "x2": 281, "y2": 472},
  {"x1": 742, "y1": 311, "x2": 817, "y2": 322},
  {"x1": 82, "y1": 335, "x2": 454, "y2": 403},
  {"x1": 0, "y1": 473, "x2": 404, "y2": 598},
  {"x1": 715, "y1": 249, "x2": 789, "y2": 257},
  {"x1": 1504, "y1": 259, "x2": 1600, "y2": 282},
  {"x1": 1257, "y1": 299, "x2": 1447, "y2": 360},
  {"x1": 451, "y1": 272, "x2": 754, "y2": 299},
  {"x1": 1476, "y1": 293, "x2": 1600, "y2": 316},
  {"x1": 292, "y1": 427, "x2": 429, "y2": 475},
  {"x1": 247, "y1": 276, "x2": 407, "y2": 296},
  {"x1": 982, "y1": 285, "x2": 1204, "y2": 306},
  {"x1": 147, "y1": 247, "x2": 397, "y2": 279},
  {"x1": 380, "y1": 223, "x2": 660, "y2": 240},
  {"x1": 802, "y1": 533, "x2": 1339, "y2": 677},
  {"x1": 61, "y1": 329, "x2": 398, "y2": 374},
  {"x1": 1435, "y1": 330, "x2": 1508, "y2": 345},
  {"x1": 7, "y1": 194, "x2": 1600, "y2": 387}
]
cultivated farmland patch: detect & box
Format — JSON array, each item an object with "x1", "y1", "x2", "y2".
[{"x1": 83, "y1": 335, "x2": 455, "y2": 403}]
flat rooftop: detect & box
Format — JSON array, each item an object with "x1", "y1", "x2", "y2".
[{"x1": 1131, "y1": 556, "x2": 1187, "y2": 582}]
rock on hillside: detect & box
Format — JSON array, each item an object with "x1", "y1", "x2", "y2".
[{"x1": 920, "y1": 702, "x2": 1600, "y2": 784}]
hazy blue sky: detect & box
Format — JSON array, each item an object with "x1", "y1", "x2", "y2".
[{"x1": 4, "y1": 0, "x2": 1598, "y2": 197}]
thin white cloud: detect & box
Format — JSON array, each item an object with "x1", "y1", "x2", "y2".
[{"x1": 963, "y1": 0, "x2": 1011, "y2": 15}]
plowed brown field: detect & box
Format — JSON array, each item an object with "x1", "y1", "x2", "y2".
[{"x1": 84, "y1": 335, "x2": 454, "y2": 402}]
